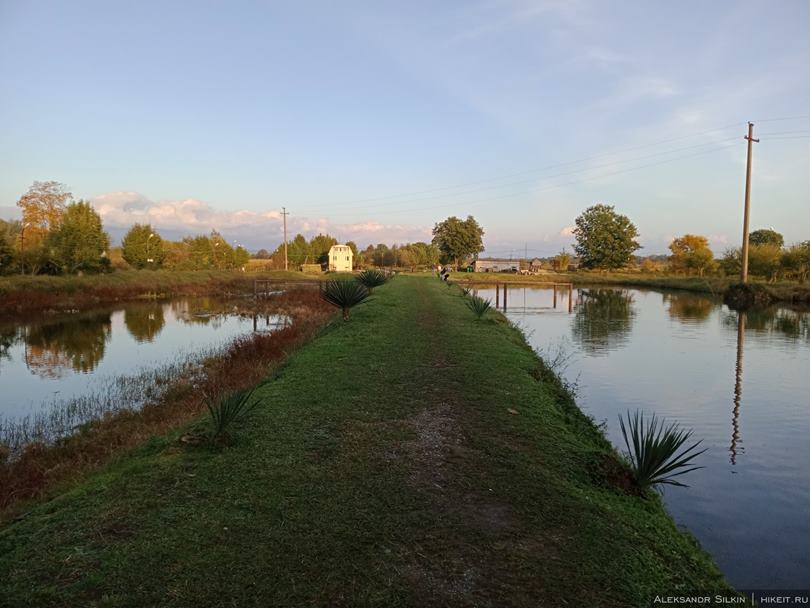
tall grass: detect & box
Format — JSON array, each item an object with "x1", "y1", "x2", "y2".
[
  {"x1": 321, "y1": 280, "x2": 370, "y2": 320},
  {"x1": 618, "y1": 410, "x2": 706, "y2": 490}
]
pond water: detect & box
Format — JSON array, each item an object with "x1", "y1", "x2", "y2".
[
  {"x1": 474, "y1": 284, "x2": 810, "y2": 589},
  {"x1": 0, "y1": 297, "x2": 288, "y2": 445}
]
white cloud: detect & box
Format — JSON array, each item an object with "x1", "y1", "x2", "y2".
[
  {"x1": 92, "y1": 192, "x2": 431, "y2": 248},
  {"x1": 559, "y1": 224, "x2": 576, "y2": 237}
]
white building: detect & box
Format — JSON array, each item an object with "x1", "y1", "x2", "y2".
[
  {"x1": 473, "y1": 259, "x2": 519, "y2": 273},
  {"x1": 328, "y1": 244, "x2": 353, "y2": 272}
]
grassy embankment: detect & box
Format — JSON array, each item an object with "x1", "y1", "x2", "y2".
[
  {"x1": 0, "y1": 269, "x2": 347, "y2": 318},
  {"x1": 0, "y1": 276, "x2": 731, "y2": 607},
  {"x1": 450, "y1": 270, "x2": 810, "y2": 303}
]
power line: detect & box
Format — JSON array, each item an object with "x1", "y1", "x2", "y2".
[
  {"x1": 344, "y1": 140, "x2": 741, "y2": 217},
  {"x1": 291, "y1": 122, "x2": 746, "y2": 212},
  {"x1": 297, "y1": 136, "x2": 742, "y2": 216}
]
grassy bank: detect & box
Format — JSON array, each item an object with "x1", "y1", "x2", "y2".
[
  {"x1": 0, "y1": 276, "x2": 731, "y2": 606},
  {"x1": 451, "y1": 270, "x2": 810, "y2": 303},
  {"x1": 0, "y1": 288, "x2": 332, "y2": 517},
  {"x1": 0, "y1": 270, "x2": 349, "y2": 318}
]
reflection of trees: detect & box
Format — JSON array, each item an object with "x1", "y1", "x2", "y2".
[
  {"x1": 571, "y1": 289, "x2": 636, "y2": 354},
  {"x1": 664, "y1": 292, "x2": 714, "y2": 323},
  {"x1": 722, "y1": 307, "x2": 809, "y2": 342},
  {"x1": 170, "y1": 298, "x2": 226, "y2": 328},
  {"x1": 0, "y1": 325, "x2": 19, "y2": 369},
  {"x1": 124, "y1": 303, "x2": 166, "y2": 343},
  {"x1": 24, "y1": 313, "x2": 112, "y2": 377}
]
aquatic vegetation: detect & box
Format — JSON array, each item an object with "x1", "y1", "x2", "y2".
[
  {"x1": 321, "y1": 280, "x2": 370, "y2": 320},
  {"x1": 466, "y1": 295, "x2": 492, "y2": 319},
  {"x1": 355, "y1": 269, "x2": 388, "y2": 291},
  {"x1": 618, "y1": 410, "x2": 706, "y2": 490}
]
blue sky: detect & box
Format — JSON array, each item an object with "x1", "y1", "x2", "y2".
[{"x1": 1, "y1": 0, "x2": 808, "y2": 255}]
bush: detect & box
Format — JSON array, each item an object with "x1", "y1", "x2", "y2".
[
  {"x1": 356, "y1": 269, "x2": 388, "y2": 291},
  {"x1": 466, "y1": 295, "x2": 492, "y2": 319},
  {"x1": 321, "y1": 280, "x2": 370, "y2": 320},
  {"x1": 618, "y1": 410, "x2": 706, "y2": 490},
  {"x1": 206, "y1": 389, "x2": 260, "y2": 443}
]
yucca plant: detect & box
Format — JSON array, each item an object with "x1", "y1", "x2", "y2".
[
  {"x1": 466, "y1": 295, "x2": 492, "y2": 319},
  {"x1": 356, "y1": 269, "x2": 388, "y2": 292},
  {"x1": 206, "y1": 389, "x2": 259, "y2": 443},
  {"x1": 461, "y1": 287, "x2": 472, "y2": 297},
  {"x1": 321, "y1": 280, "x2": 370, "y2": 320},
  {"x1": 618, "y1": 410, "x2": 706, "y2": 490}
]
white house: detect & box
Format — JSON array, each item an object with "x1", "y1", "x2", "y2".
[{"x1": 328, "y1": 244, "x2": 353, "y2": 272}]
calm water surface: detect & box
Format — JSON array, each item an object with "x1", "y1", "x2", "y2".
[
  {"x1": 475, "y1": 284, "x2": 810, "y2": 589},
  {"x1": 0, "y1": 297, "x2": 287, "y2": 430}
]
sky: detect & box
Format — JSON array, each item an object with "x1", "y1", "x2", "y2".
[{"x1": 1, "y1": 0, "x2": 809, "y2": 256}]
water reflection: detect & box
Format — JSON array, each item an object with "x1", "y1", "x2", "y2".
[
  {"x1": 24, "y1": 313, "x2": 112, "y2": 378},
  {"x1": 664, "y1": 292, "x2": 714, "y2": 323},
  {"x1": 124, "y1": 304, "x2": 166, "y2": 343},
  {"x1": 731, "y1": 311, "x2": 745, "y2": 465},
  {"x1": 571, "y1": 288, "x2": 636, "y2": 355},
  {"x1": 722, "y1": 306, "x2": 809, "y2": 342}
]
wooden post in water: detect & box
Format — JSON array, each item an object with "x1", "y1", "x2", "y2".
[
  {"x1": 553, "y1": 285, "x2": 557, "y2": 308},
  {"x1": 496, "y1": 284, "x2": 500, "y2": 308},
  {"x1": 568, "y1": 284, "x2": 573, "y2": 313},
  {"x1": 503, "y1": 284, "x2": 507, "y2": 311}
]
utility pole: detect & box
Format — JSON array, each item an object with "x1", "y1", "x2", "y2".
[
  {"x1": 740, "y1": 122, "x2": 759, "y2": 283},
  {"x1": 281, "y1": 207, "x2": 289, "y2": 271}
]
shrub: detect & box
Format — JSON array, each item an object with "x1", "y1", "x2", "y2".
[
  {"x1": 356, "y1": 269, "x2": 388, "y2": 291},
  {"x1": 206, "y1": 389, "x2": 259, "y2": 443},
  {"x1": 618, "y1": 410, "x2": 706, "y2": 490},
  {"x1": 466, "y1": 295, "x2": 492, "y2": 319},
  {"x1": 321, "y1": 280, "x2": 370, "y2": 320}
]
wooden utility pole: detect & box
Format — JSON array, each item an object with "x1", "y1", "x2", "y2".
[
  {"x1": 740, "y1": 122, "x2": 759, "y2": 283},
  {"x1": 281, "y1": 207, "x2": 289, "y2": 271}
]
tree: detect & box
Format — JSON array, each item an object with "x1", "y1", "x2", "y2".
[
  {"x1": 432, "y1": 215, "x2": 485, "y2": 269},
  {"x1": 554, "y1": 249, "x2": 572, "y2": 272},
  {"x1": 572, "y1": 204, "x2": 640, "y2": 270},
  {"x1": 45, "y1": 200, "x2": 110, "y2": 273},
  {"x1": 748, "y1": 244, "x2": 782, "y2": 281},
  {"x1": 0, "y1": 220, "x2": 19, "y2": 274},
  {"x1": 780, "y1": 242, "x2": 810, "y2": 283},
  {"x1": 749, "y1": 228, "x2": 784, "y2": 248},
  {"x1": 122, "y1": 224, "x2": 165, "y2": 269},
  {"x1": 15, "y1": 181, "x2": 73, "y2": 273},
  {"x1": 254, "y1": 248, "x2": 271, "y2": 259},
  {"x1": 669, "y1": 234, "x2": 714, "y2": 276},
  {"x1": 309, "y1": 234, "x2": 338, "y2": 265}
]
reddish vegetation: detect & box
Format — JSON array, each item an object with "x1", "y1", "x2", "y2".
[
  {"x1": 0, "y1": 288, "x2": 332, "y2": 517},
  {"x1": 0, "y1": 273, "x2": 322, "y2": 320}
]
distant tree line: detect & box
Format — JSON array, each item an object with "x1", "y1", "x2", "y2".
[{"x1": 0, "y1": 182, "x2": 251, "y2": 275}]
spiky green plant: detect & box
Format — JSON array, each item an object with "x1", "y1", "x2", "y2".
[
  {"x1": 466, "y1": 295, "x2": 492, "y2": 319},
  {"x1": 321, "y1": 280, "x2": 370, "y2": 320},
  {"x1": 356, "y1": 269, "x2": 388, "y2": 291},
  {"x1": 206, "y1": 389, "x2": 259, "y2": 443},
  {"x1": 461, "y1": 287, "x2": 472, "y2": 297},
  {"x1": 618, "y1": 410, "x2": 706, "y2": 490}
]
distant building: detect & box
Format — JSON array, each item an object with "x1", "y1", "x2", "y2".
[
  {"x1": 328, "y1": 244, "x2": 353, "y2": 272},
  {"x1": 529, "y1": 258, "x2": 544, "y2": 271},
  {"x1": 473, "y1": 259, "x2": 520, "y2": 273}
]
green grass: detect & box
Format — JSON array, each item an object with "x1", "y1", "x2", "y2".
[{"x1": 0, "y1": 276, "x2": 731, "y2": 607}]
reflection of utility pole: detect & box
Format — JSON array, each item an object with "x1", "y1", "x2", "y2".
[
  {"x1": 730, "y1": 311, "x2": 746, "y2": 464},
  {"x1": 740, "y1": 122, "x2": 759, "y2": 283},
  {"x1": 281, "y1": 207, "x2": 289, "y2": 271}
]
